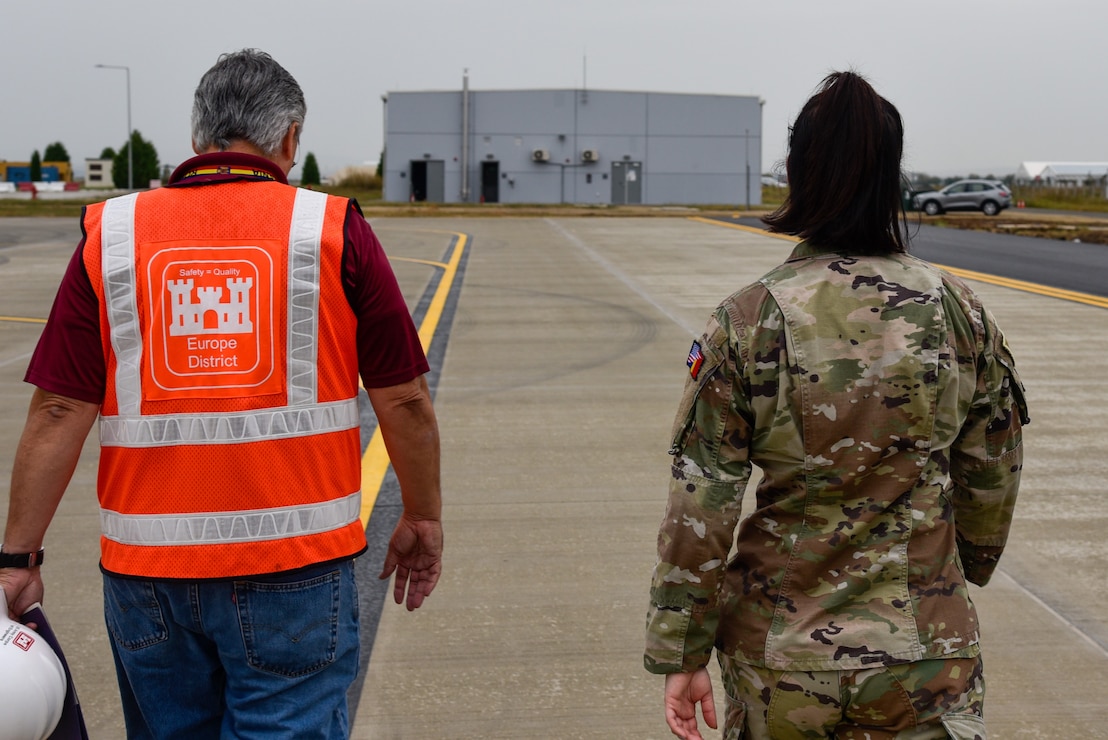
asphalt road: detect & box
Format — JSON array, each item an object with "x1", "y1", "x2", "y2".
[{"x1": 736, "y1": 216, "x2": 1108, "y2": 298}]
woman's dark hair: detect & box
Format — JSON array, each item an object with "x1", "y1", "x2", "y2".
[{"x1": 763, "y1": 71, "x2": 907, "y2": 254}]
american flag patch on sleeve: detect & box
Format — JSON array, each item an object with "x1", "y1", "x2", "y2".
[{"x1": 687, "y1": 341, "x2": 704, "y2": 379}]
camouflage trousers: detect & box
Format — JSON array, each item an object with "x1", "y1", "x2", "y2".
[{"x1": 718, "y1": 654, "x2": 986, "y2": 739}]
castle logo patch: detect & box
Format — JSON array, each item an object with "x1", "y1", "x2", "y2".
[{"x1": 145, "y1": 245, "x2": 281, "y2": 399}]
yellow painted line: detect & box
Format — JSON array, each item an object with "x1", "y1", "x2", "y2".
[
  {"x1": 688, "y1": 215, "x2": 799, "y2": 242},
  {"x1": 0, "y1": 316, "x2": 47, "y2": 324},
  {"x1": 359, "y1": 232, "x2": 468, "y2": 526},
  {"x1": 691, "y1": 216, "x2": 1108, "y2": 309},
  {"x1": 934, "y1": 265, "x2": 1108, "y2": 309},
  {"x1": 391, "y1": 256, "x2": 449, "y2": 269}
]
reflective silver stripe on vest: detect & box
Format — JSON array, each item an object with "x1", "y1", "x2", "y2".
[
  {"x1": 99, "y1": 397, "x2": 358, "y2": 446},
  {"x1": 288, "y1": 189, "x2": 326, "y2": 406},
  {"x1": 101, "y1": 193, "x2": 144, "y2": 417},
  {"x1": 100, "y1": 491, "x2": 361, "y2": 546},
  {"x1": 98, "y1": 188, "x2": 349, "y2": 448}
]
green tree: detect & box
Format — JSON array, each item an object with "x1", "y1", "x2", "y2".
[
  {"x1": 376, "y1": 150, "x2": 384, "y2": 177},
  {"x1": 43, "y1": 142, "x2": 70, "y2": 162},
  {"x1": 113, "y1": 130, "x2": 160, "y2": 189},
  {"x1": 100, "y1": 147, "x2": 116, "y2": 159},
  {"x1": 300, "y1": 152, "x2": 321, "y2": 187},
  {"x1": 30, "y1": 150, "x2": 42, "y2": 181}
]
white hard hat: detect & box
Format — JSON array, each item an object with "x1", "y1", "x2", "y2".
[{"x1": 0, "y1": 612, "x2": 67, "y2": 740}]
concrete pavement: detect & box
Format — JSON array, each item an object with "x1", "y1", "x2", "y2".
[{"x1": 0, "y1": 216, "x2": 1105, "y2": 738}]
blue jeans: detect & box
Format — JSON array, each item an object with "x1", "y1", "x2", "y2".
[{"x1": 103, "y1": 560, "x2": 360, "y2": 739}]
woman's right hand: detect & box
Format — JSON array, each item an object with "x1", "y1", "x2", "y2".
[{"x1": 664, "y1": 667, "x2": 718, "y2": 740}]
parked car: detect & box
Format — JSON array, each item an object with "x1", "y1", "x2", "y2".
[{"x1": 912, "y1": 179, "x2": 1012, "y2": 216}]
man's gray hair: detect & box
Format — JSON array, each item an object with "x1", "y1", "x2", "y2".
[{"x1": 191, "y1": 49, "x2": 305, "y2": 158}]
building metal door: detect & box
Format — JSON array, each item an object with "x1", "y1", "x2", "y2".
[
  {"x1": 426, "y1": 160, "x2": 445, "y2": 202},
  {"x1": 409, "y1": 160, "x2": 427, "y2": 201},
  {"x1": 409, "y1": 160, "x2": 445, "y2": 202},
  {"x1": 481, "y1": 161, "x2": 499, "y2": 203},
  {"x1": 611, "y1": 161, "x2": 642, "y2": 204}
]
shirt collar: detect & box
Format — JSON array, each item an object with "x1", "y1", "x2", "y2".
[
  {"x1": 785, "y1": 240, "x2": 837, "y2": 261},
  {"x1": 168, "y1": 152, "x2": 288, "y2": 186}
]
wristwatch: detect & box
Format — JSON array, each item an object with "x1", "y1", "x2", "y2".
[{"x1": 0, "y1": 548, "x2": 45, "y2": 568}]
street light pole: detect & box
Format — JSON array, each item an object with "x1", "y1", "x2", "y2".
[
  {"x1": 745, "y1": 128, "x2": 750, "y2": 210},
  {"x1": 95, "y1": 64, "x2": 132, "y2": 190}
]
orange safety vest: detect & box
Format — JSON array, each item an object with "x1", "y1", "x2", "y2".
[{"x1": 82, "y1": 182, "x2": 366, "y2": 579}]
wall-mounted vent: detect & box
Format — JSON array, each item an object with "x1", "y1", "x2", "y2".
[
  {"x1": 581, "y1": 149, "x2": 599, "y2": 162},
  {"x1": 532, "y1": 148, "x2": 550, "y2": 162}
]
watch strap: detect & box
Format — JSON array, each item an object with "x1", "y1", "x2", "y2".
[{"x1": 0, "y1": 548, "x2": 45, "y2": 568}]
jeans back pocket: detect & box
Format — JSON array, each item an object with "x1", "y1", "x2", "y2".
[
  {"x1": 103, "y1": 577, "x2": 169, "y2": 651},
  {"x1": 235, "y1": 570, "x2": 341, "y2": 678}
]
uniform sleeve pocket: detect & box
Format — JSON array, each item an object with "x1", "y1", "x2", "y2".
[
  {"x1": 669, "y1": 337, "x2": 726, "y2": 455},
  {"x1": 996, "y1": 339, "x2": 1029, "y2": 425}
]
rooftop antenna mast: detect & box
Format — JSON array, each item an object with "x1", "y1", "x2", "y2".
[
  {"x1": 461, "y1": 68, "x2": 470, "y2": 202},
  {"x1": 581, "y1": 54, "x2": 588, "y2": 104}
]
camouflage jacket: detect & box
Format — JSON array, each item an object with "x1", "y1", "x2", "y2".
[{"x1": 645, "y1": 241, "x2": 1028, "y2": 673}]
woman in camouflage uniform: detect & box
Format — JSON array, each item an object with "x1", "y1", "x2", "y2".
[{"x1": 645, "y1": 71, "x2": 1028, "y2": 740}]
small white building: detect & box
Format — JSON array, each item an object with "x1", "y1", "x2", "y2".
[
  {"x1": 1015, "y1": 161, "x2": 1108, "y2": 186},
  {"x1": 85, "y1": 158, "x2": 114, "y2": 188}
]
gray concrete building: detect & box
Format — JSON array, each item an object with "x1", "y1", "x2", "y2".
[{"x1": 382, "y1": 83, "x2": 763, "y2": 206}]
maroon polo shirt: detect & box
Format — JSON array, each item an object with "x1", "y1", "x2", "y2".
[{"x1": 26, "y1": 152, "x2": 428, "y2": 403}]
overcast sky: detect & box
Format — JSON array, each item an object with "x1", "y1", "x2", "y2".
[{"x1": 2, "y1": 0, "x2": 1103, "y2": 180}]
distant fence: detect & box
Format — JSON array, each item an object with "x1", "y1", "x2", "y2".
[
  {"x1": 1012, "y1": 180, "x2": 1108, "y2": 202},
  {"x1": 10, "y1": 182, "x2": 80, "y2": 192}
]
